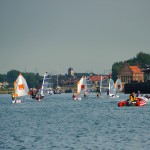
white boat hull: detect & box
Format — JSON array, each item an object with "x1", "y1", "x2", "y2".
[
  {"x1": 109, "y1": 94, "x2": 119, "y2": 98},
  {"x1": 12, "y1": 100, "x2": 21, "y2": 104},
  {"x1": 74, "y1": 97, "x2": 81, "y2": 100}
]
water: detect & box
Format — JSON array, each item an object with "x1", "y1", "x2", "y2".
[{"x1": 0, "y1": 93, "x2": 150, "y2": 150}]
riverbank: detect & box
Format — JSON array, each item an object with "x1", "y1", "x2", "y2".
[{"x1": 0, "y1": 90, "x2": 13, "y2": 94}]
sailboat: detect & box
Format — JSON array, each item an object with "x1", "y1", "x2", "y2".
[
  {"x1": 86, "y1": 77, "x2": 93, "y2": 95},
  {"x1": 73, "y1": 76, "x2": 87, "y2": 100},
  {"x1": 100, "y1": 75, "x2": 109, "y2": 95},
  {"x1": 99, "y1": 75, "x2": 118, "y2": 98},
  {"x1": 115, "y1": 78, "x2": 123, "y2": 93},
  {"x1": 35, "y1": 72, "x2": 51, "y2": 100},
  {"x1": 47, "y1": 75, "x2": 53, "y2": 95},
  {"x1": 109, "y1": 78, "x2": 119, "y2": 98},
  {"x1": 12, "y1": 73, "x2": 30, "y2": 104}
]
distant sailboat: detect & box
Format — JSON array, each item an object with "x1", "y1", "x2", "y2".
[
  {"x1": 86, "y1": 76, "x2": 93, "y2": 94},
  {"x1": 115, "y1": 78, "x2": 123, "y2": 93},
  {"x1": 100, "y1": 75, "x2": 109, "y2": 94},
  {"x1": 35, "y1": 72, "x2": 51, "y2": 100},
  {"x1": 109, "y1": 78, "x2": 119, "y2": 98},
  {"x1": 73, "y1": 76, "x2": 87, "y2": 100},
  {"x1": 47, "y1": 74, "x2": 53, "y2": 95},
  {"x1": 12, "y1": 73, "x2": 30, "y2": 103},
  {"x1": 99, "y1": 75, "x2": 119, "y2": 98},
  {"x1": 40, "y1": 72, "x2": 51, "y2": 96}
]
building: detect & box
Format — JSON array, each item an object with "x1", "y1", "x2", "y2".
[
  {"x1": 118, "y1": 62, "x2": 144, "y2": 84},
  {"x1": 90, "y1": 75, "x2": 110, "y2": 86},
  {"x1": 142, "y1": 64, "x2": 150, "y2": 82},
  {"x1": 68, "y1": 67, "x2": 74, "y2": 77},
  {"x1": 0, "y1": 82, "x2": 9, "y2": 89}
]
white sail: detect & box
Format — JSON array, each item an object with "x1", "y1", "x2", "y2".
[
  {"x1": 115, "y1": 78, "x2": 122, "y2": 92},
  {"x1": 109, "y1": 78, "x2": 117, "y2": 96},
  {"x1": 77, "y1": 76, "x2": 87, "y2": 95},
  {"x1": 13, "y1": 73, "x2": 30, "y2": 103},
  {"x1": 99, "y1": 76, "x2": 119, "y2": 97},
  {"x1": 14, "y1": 73, "x2": 30, "y2": 98},
  {"x1": 100, "y1": 77, "x2": 109, "y2": 93},
  {"x1": 86, "y1": 77, "x2": 93, "y2": 93},
  {"x1": 40, "y1": 72, "x2": 51, "y2": 96}
]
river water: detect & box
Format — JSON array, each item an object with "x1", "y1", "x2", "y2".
[{"x1": 0, "y1": 93, "x2": 150, "y2": 150}]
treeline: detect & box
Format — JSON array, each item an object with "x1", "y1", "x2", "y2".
[
  {"x1": 0, "y1": 70, "x2": 42, "y2": 89},
  {"x1": 1, "y1": 52, "x2": 149, "y2": 89},
  {"x1": 112, "y1": 52, "x2": 150, "y2": 81},
  {"x1": 0, "y1": 69, "x2": 95, "y2": 89}
]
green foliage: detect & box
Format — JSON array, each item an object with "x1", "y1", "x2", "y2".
[
  {"x1": 136, "y1": 52, "x2": 150, "y2": 67},
  {"x1": 0, "y1": 74, "x2": 7, "y2": 82},
  {"x1": 7, "y1": 70, "x2": 20, "y2": 87},
  {"x1": 1, "y1": 70, "x2": 43, "y2": 89},
  {"x1": 112, "y1": 62, "x2": 124, "y2": 82},
  {"x1": 22, "y1": 72, "x2": 42, "y2": 89},
  {"x1": 112, "y1": 51, "x2": 150, "y2": 81}
]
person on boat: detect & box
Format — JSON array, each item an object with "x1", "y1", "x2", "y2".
[
  {"x1": 11, "y1": 93, "x2": 15, "y2": 100},
  {"x1": 107, "y1": 89, "x2": 109, "y2": 95},
  {"x1": 129, "y1": 92, "x2": 137, "y2": 101},
  {"x1": 97, "y1": 92, "x2": 100, "y2": 97},
  {"x1": 136, "y1": 90, "x2": 141, "y2": 97},
  {"x1": 72, "y1": 93, "x2": 77, "y2": 99},
  {"x1": 30, "y1": 89, "x2": 36, "y2": 99},
  {"x1": 127, "y1": 92, "x2": 137, "y2": 105},
  {"x1": 84, "y1": 92, "x2": 87, "y2": 97}
]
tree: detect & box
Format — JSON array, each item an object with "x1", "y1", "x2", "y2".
[
  {"x1": 136, "y1": 52, "x2": 150, "y2": 67},
  {"x1": 112, "y1": 61, "x2": 123, "y2": 82},
  {"x1": 0, "y1": 74, "x2": 7, "y2": 82},
  {"x1": 23, "y1": 72, "x2": 42, "y2": 88},
  {"x1": 7, "y1": 70, "x2": 20, "y2": 87}
]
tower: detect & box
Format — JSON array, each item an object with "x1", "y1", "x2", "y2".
[{"x1": 68, "y1": 67, "x2": 74, "y2": 76}]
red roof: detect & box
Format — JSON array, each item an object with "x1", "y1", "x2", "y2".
[
  {"x1": 130, "y1": 66, "x2": 142, "y2": 73},
  {"x1": 90, "y1": 75, "x2": 109, "y2": 82}
]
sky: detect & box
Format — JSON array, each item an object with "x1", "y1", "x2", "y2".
[{"x1": 0, "y1": 0, "x2": 150, "y2": 75}]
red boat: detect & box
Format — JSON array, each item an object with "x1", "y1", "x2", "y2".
[{"x1": 118, "y1": 98, "x2": 146, "y2": 107}]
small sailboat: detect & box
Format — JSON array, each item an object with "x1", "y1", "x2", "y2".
[
  {"x1": 85, "y1": 76, "x2": 93, "y2": 96},
  {"x1": 115, "y1": 78, "x2": 123, "y2": 93},
  {"x1": 12, "y1": 73, "x2": 30, "y2": 104},
  {"x1": 99, "y1": 75, "x2": 119, "y2": 98},
  {"x1": 35, "y1": 72, "x2": 51, "y2": 100},
  {"x1": 99, "y1": 75, "x2": 109, "y2": 96},
  {"x1": 73, "y1": 76, "x2": 87, "y2": 100},
  {"x1": 109, "y1": 78, "x2": 119, "y2": 98}
]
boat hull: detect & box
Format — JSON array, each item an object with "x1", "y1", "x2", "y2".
[
  {"x1": 74, "y1": 97, "x2": 81, "y2": 100},
  {"x1": 118, "y1": 99, "x2": 146, "y2": 107},
  {"x1": 12, "y1": 100, "x2": 21, "y2": 104}
]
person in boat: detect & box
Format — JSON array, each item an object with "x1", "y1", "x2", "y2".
[
  {"x1": 97, "y1": 92, "x2": 100, "y2": 97},
  {"x1": 136, "y1": 90, "x2": 141, "y2": 97},
  {"x1": 11, "y1": 93, "x2": 15, "y2": 100},
  {"x1": 31, "y1": 89, "x2": 36, "y2": 99},
  {"x1": 84, "y1": 92, "x2": 87, "y2": 97},
  {"x1": 107, "y1": 89, "x2": 109, "y2": 95},
  {"x1": 72, "y1": 93, "x2": 77, "y2": 99},
  {"x1": 129, "y1": 92, "x2": 137, "y2": 101},
  {"x1": 127, "y1": 92, "x2": 137, "y2": 105}
]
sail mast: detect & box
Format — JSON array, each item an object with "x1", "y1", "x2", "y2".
[
  {"x1": 14, "y1": 81, "x2": 16, "y2": 100},
  {"x1": 100, "y1": 75, "x2": 102, "y2": 93}
]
